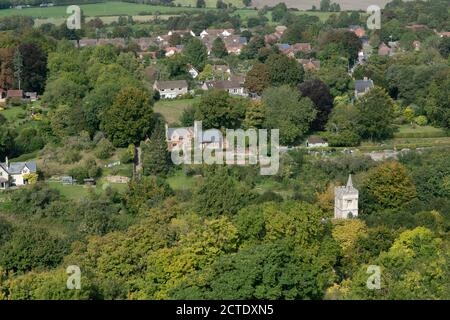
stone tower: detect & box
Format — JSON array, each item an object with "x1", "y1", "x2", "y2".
[{"x1": 334, "y1": 175, "x2": 359, "y2": 219}]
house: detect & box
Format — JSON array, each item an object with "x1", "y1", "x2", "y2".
[
  {"x1": 199, "y1": 29, "x2": 234, "y2": 39},
  {"x1": 277, "y1": 43, "x2": 312, "y2": 58},
  {"x1": 165, "y1": 123, "x2": 195, "y2": 151},
  {"x1": 77, "y1": 38, "x2": 98, "y2": 48},
  {"x1": 223, "y1": 35, "x2": 247, "y2": 54},
  {"x1": 354, "y1": 78, "x2": 374, "y2": 98},
  {"x1": 306, "y1": 136, "x2": 328, "y2": 148},
  {"x1": 264, "y1": 25, "x2": 287, "y2": 44},
  {"x1": 6, "y1": 90, "x2": 23, "y2": 101},
  {"x1": 165, "y1": 122, "x2": 227, "y2": 152},
  {"x1": 25, "y1": 92, "x2": 38, "y2": 101},
  {"x1": 378, "y1": 42, "x2": 390, "y2": 56},
  {"x1": 164, "y1": 45, "x2": 183, "y2": 57},
  {"x1": 97, "y1": 38, "x2": 126, "y2": 48},
  {"x1": 0, "y1": 157, "x2": 37, "y2": 189},
  {"x1": 436, "y1": 31, "x2": 450, "y2": 37},
  {"x1": 153, "y1": 80, "x2": 188, "y2": 99},
  {"x1": 202, "y1": 79, "x2": 247, "y2": 97},
  {"x1": 297, "y1": 59, "x2": 321, "y2": 71},
  {"x1": 0, "y1": 89, "x2": 6, "y2": 103},
  {"x1": 168, "y1": 29, "x2": 196, "y2": 37}
]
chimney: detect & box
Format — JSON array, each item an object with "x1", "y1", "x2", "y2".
[
  {"x1": 363, "y1": 76, "x2": 368, "y2": 81},
  {"x1": 5, "y1": 156, "x2": 9, "y2": 168}
]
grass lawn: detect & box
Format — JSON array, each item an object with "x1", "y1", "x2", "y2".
[
  {"x1": 154, "y1": 98, "x2": 197, "y2": 125},
  {"x1": 253, "y1": 179, "x2": 292, "y2": 198},
  {"x1": 0, "y1": 106, "x2": 27, "y2": 122},
  {"x1": 48, "y1": 181, "x2": 128, "y2": 200},
  {"x1": 394, "y1": 125, "x2": 447, "y2": 138},
  {"x1": 167, "y1": 171, "x2": 200, "y2": 191}
]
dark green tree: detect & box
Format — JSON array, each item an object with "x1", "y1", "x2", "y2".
[
  {"x1": 141, "y1": 120, "x2": 171, "y2": 176},
  {"x1": 100, "y1": 87, "x2": 154, "y2": 147}
]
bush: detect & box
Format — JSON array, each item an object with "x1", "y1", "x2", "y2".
[
  {"x1": 95, "y1": 138, "x2": 115, "y2": 160},
  {"x1": 119, "y1": 144, "x2": 135, "y2": 164}
]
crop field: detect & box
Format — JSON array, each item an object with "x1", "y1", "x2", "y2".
[{"x1": 0, "y1": 2, "x2": 206, "y2": 18}]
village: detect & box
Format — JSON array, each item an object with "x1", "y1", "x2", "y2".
[{"x1": 0, "y1": 0, "x2": 449, "y2": 302}]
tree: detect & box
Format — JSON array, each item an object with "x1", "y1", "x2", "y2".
[
  {"x1": 125, "y1": 176, "x2": 174, "y2": 215},
  {"x1": 0, "y1": 226, "x2": 69, "y2": 273},
  {"x1": 211, "y1": 37, "x2": 227, "y2": 58},
  {"x1": 262, "y1": 85, "x2": 316, "y2": 145},
  {"x1": 193, "y1": 167, "x2": 255, "y2": 217},
  {"x1": 240, "y1": 35, "x2": 265, "y2": 60},
  {"x1": 298, "y1": 79, "x2": 333, "y2": 131},
  {"x1": 243, "y1": 100, "x2": 266, "y2": 129},
  {"x1": 244, "y1": 62, "x2": 270, "y2": 95},
  {"x1": 141, "y1": 119, "x2": 171, "y2": 176},
  {"x1": 183, "y1": 37, "x2": 208, "y2": 71},
  {"x1": 361, "y1": 161, "x2": 417, "y2": 213},
  {"x1": 216, "y1": 0, "x2": 227, "y2": 9},
  {"x1": 343, "y1": 227, "x2": 450, "y2": 299},
  {"x1": 242, "y1": 0, "x2": 252, "y2": 7},
  {"x1": 100, "y1": 87, "x2": 154, "y2": 147},
  {"x1": 17, "y1": 42, "x2": 47, "y2": 94},
  {"x1": 355, "y1": 87, "x2": 396, "y2": 141},
  {"x1": 271, "y1": 2, "x2": 288, "y2": 22},
  {"x1": 12, "y1": 48, "x2": 23, "y2": 90},
  {"x1": 196, "y1": 0, "x2": 206, "y2": 8},
  {"x1": 320, "y1": 0, "x2": 331, "y2": 11},
  {"x1": 266, "y1": 54, "x2": 304, "y2": 87},
  {"x1": 193, "y1": 89, "x2": 246, "y2": 130}
]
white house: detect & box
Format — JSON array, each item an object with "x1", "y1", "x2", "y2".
[
  {"x1": 202, "y1": 79, "x2": 247, "y2": 97},
  {"x1": 0, "y1": 157, "x2": 37, "y2": 189},
  {"x1": 306, "y1": 136, "x2": 329, "y2": 148},
  {"x1": 334, "y1": 175, "x2": 359, "y2": 219},
  {"x1": 153, "y1": 80, "x2": 188, "y2": 99}
]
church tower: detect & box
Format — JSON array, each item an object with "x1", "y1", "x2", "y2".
[{"x1": 334, "y1": 175, "x2": 359, "y2": 219}]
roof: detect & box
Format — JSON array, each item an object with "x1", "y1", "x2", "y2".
[
  {"x1": 355, "y1": 79, "x2": 374, "y2": 93},
  {"x1": 0, "y1": 161, "x2": 37, "y2": 174},
  {"x1": 155, "y1": 80, "x2": 188, "y2": 90},
  {"x1": 335, "y1": 175, "x2": 358, "y2": 197},
  {"x1": 167, "y1": 126, "x2": 194, "y2": 139},
  {"x1": 204, "y1": 80, "x2": 242, "y2": 90},
  {"x1": 7, "y1": 90, "x2": 23, "y2": 98},
  {"x1": 277, "y1": 43, "x2": 290, "y2": 49},
  {"x1": 307, "y1": 136, "x2": 327, "y2": 144}
]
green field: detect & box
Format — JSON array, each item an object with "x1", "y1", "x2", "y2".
[
  {"x1": 174, "y1": 0, "x2": 245, "y2": 8},
  {"x1": 0, "y1": 1, "x2": 332, "y2": 23},
  {"x1": 0, "y1": 2, "x2": 205, "y2": 18},
  {"x1": 154, "y1": 98, "x2": 197, "y2": 125}
]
